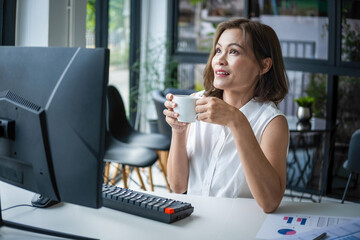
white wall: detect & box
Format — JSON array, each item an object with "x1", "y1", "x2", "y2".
[
  {"x1": 48, "y1": 0, "x2": 69, "y2": 47},
  {"x1": 16, "y1": 0, "x2": 86, "y2": 47},
  {"x1": 16, "y1": 0, "x2": 50, "y2": 46}
]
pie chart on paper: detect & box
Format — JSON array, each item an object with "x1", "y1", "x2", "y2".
[{"x1": 277, "y1": 229, "x2": 297, "y2": 235}]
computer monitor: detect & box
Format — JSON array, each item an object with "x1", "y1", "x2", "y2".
[{"x1": 0, "y1": 46, "x2": 109, "y2": 239}]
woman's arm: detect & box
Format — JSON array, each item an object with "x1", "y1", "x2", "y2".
[
  {"x1": 196, "y1": 97, "x2": 289, "y2": 213},
  {"x1": 163, "y1": 93, "x2": 191, "y2": 193},
  {"x1": 229, "y1": 113, "x2": 288, "y2": 213},
  {"x1": 167, "y1": 128, "x2": 190, "y2": 193}
]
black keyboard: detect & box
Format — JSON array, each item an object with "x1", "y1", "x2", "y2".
[{"x1": 102, "y1": 184, "x2": 194, "y2": 223}]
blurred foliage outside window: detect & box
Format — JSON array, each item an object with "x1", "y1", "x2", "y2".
[
  {"x1": 86, "y1": 0, "x2": 131, "y2": 115},
  {"x1": 341, "y1": 2, "x2": 360, "y2": 62},
  {"x1": 86, "y1": 0, "x2": 96, "y2": 48},
  {"x1": 261, "y1": 0, "x2": 328, "y2": 16},
  {"x1": 305, "y1": 1, "x2": 360, "y2": 148},
  {"x1": 86, "y1": 0, "x2": 130, "y2": 68},
  {"x1": 177, "y1": 0, "x2": 245, "y2": 53},
  {"x1": 108, "y1": 0, "x2": 130, "y2": 69}
]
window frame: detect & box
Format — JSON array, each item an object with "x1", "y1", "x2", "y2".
[
  {"x1": 95, "y1": 0, "x2": 141, "y2": 125},
  {"x1": 0, "y1": 0, "x2": 16, "y2": 46}
]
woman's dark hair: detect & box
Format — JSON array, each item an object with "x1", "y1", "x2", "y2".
[{"x1": 203, "y1": 18, "x2": 288, "y2": 105}]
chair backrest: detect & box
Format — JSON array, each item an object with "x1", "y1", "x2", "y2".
[
  {"x1": 163, "y1": 88, "x2": 196, "y2": 96},
  {"x1": 107, "y1": 85, "x2": 133, "y2": 138},
  {"x1": 151, "y1": 90, "x2": 172, "y2": 137},
  {"x1": 346, "y1": 129, "x2": 360, "y2": 173}
]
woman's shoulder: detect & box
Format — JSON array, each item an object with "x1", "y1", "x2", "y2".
[
  {"x1": 253, "y1": 100, "x2": 284, "y2": 116},
  {"x1": 243, "y1": 100, "x2": 285, "y2": 124}
]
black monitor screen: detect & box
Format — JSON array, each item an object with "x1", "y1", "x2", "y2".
[{"x1": 0, "y1": 46, "x2": 108, "y2": 209}]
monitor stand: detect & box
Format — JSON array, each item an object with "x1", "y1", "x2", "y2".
[{"x1": 0, "y1": 193, "x2": 98, "y2": 240}]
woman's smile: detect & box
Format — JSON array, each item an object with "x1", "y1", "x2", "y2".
[{"x1": 214, "y1": 69, "x2": 230, "y2": 77}]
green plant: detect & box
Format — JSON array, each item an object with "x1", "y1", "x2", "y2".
[
  {"x1": 86, "y1": 0, "x2": 95, "y2": 33},
  {"x1": 305, "y1": 73, "x2": 327, "y2": 118},
  {"x1": 131, "y1": 41, "x2": 178, "y2": 101},
  {"x1": 341, "y1": 9, "x2": 360, "y2": 62},
  {"x1": 294, "y1": 96, "x2": 315, "y2": 108}
]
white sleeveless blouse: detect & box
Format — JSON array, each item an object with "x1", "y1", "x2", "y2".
[{"x1": 186, "y1": 92, "x2": 285, "y2": 198}]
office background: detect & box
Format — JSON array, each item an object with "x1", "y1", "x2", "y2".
[{"x1": 1, "y1": 0, "x2": 359, "y2": 202}]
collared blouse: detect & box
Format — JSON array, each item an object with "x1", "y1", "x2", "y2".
[{"x1": 186, "y1": 92, "x2": 285, "y2": 198}]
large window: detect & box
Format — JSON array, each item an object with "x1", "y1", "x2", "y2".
[
  {"x1": 86, "y1": 0, "x2": 131, "y2": 113},
  {"x1": 258, "y1": 1, "x2": 329, "y2": 60},
  {"x1": 279, "y1": 71, "x2": 327, "y2": 117},
  {"x1": 176, "y1": 0, "x2": 330, "y2": 59},
  {"x1": 341, "y1": 1, "x2": 360, "y2": 62},
  {"x1": 332, "y1": 75, "x2": 360, "y2": 195},
  {"x1": 86, "y1": 0, "x2": 96, "y2": 48},
  {"x1": 177, "y1": 0, "x2": 245, "y2": 52},
  {"x1": 177, "y1": 63, "x2": 206, "y2": 90},
  {"x1": 169, "y1": 0, "x2": 360, "y2": 197},
  {"x1": 176, "y1": 0, "x2": 245, "y2": 90},
  {"x1": 107, "y1": 0, "x2": 131, "y2": 112}
]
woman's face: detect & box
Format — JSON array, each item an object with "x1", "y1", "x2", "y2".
[{"x1": 211, "y1": 28, "x2": 260, "y2": 93}]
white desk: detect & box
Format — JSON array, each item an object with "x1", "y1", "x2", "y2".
[{"x1": 1, "y1": 181, "x2": 359, "y2": 240}]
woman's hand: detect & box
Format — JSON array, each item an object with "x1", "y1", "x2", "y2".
[
  {"x1": 163, "y1": 93, "x2": 189, "y2": 133},
  {"x1": 195, "y1": 96, "x2": 241, "y2": 127}
]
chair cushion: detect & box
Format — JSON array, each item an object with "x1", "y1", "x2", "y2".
[
  {"x1": 104, "y1": 135, "x2": 158, "y2": 167},
  {"x1": 119, "y1": 131, "x2": 171, "y2": 151}
]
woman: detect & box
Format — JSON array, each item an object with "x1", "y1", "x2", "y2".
[{"x1": 163, "y1": 18, "x2": 289, "y2": 213}]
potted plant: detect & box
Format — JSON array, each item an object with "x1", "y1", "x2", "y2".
[{"x1": 294, "y1": 96, "x2": 315, "y2": 122}]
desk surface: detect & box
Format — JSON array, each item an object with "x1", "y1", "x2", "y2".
[{"x1": 1, "y1": 182, "x2": 359, "y2": 240}]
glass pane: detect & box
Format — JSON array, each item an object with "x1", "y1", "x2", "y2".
[
  {"x1": 341, "y1": 0, "x2": 360, "y2": 62},
  {"x1": 86, "y1": 0, "x2": 96, "y2": 48},
  {"x1": 336, "y1": 75, "x2": 360, "y2": 142},
  {"x1": 108, "y1": 0, "x2": 131, "y2": 113},
  {"x1": 177, "y1": 0, "x2": 245, "y2": 52},
  {"x1": 258, "y1": 0, "x2": 329, "y2": 60},
  {"x1": 178, "y1": 63, "x2": 206, "y2": 91},
  {"x1": 331, "y1": 75, "x2": 360, "y2": 198},
  {"x1": 279, "y1": 71, "x2": 327, "y2": 118},
  {"x1": 284, "y1": 71, "x2": 328, "y2": 193}
]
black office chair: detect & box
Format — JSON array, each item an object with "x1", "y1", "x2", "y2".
[
  {"x1": 107, "y1": 85, "x2": 171, "y2": 192},
  {"x1": 151, "y1": 88, "x2": 196, "y2": 137},
  {"x1": 151, "y1": 90, "x2": 172, "y2": 137},
  {"x1": 104, "y1": 132, "x2": 158, "y2": 190},
  {"x1": 341, "y1": 129, "x2": 360, "y2": 203}
]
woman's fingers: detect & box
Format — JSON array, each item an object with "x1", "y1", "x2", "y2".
[
  {"x1": 164, "y1": 100, "x2": 176, "y2": 109},
  {"x1": 195, "y1": 103, "x2": 207, "y2": 114},
  {"x1": 195, "y1": 96, "x2": 212, "y2": 113},
  {"x1": 164, "y1": 93, "x2": 177, "y2": 110},
  {"x1": 166, "y1": 115, "x2": 185, "y2": 126},
  {"x1": 163, "y1": 109, "x2": 178, "y2": 118},
  {"x1": 163, "y1": 104, "x2": 188, "y2": 130},
  {"x1": 166, "y1": 93, "x2": 173, "y2": 101}
]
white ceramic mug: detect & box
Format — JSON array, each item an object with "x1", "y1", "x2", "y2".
[{"x1": 173, "y1": 95, "x2": 200, "y2": 123}]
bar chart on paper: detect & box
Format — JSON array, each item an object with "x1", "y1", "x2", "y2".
[
  {"x1": 256, "y1": 214, "x2": 354, "y2": 239},
  {"x1": 273, "y1": 218, "x2": 360, "y2": 240}
]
